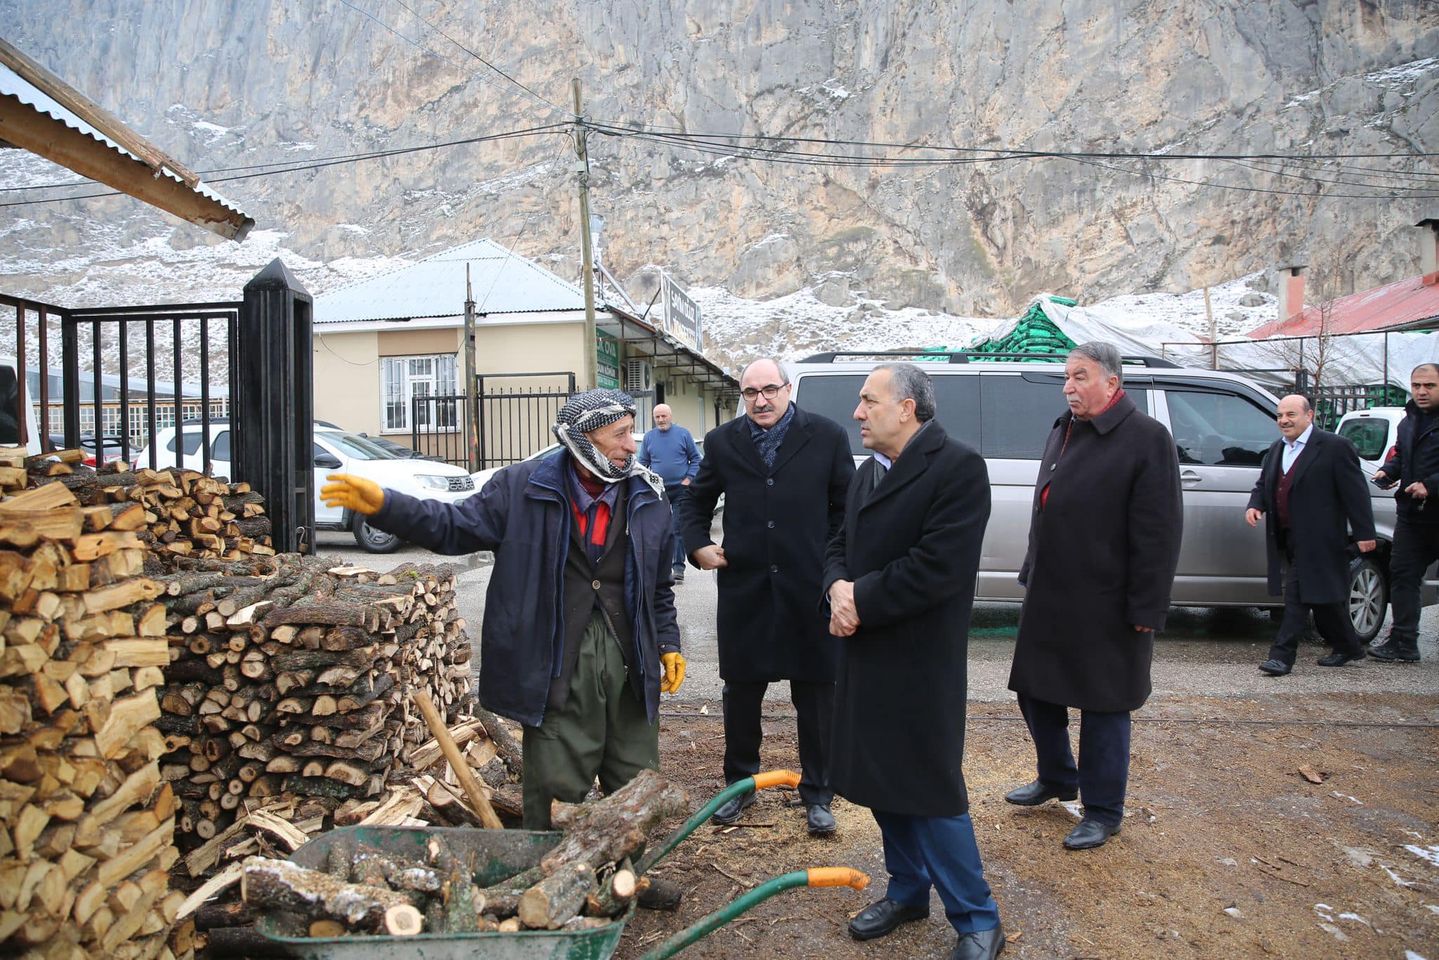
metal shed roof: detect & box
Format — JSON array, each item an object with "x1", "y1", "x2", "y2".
[
  {"x1": 1246, "y1": 273, "x2": 1439, "y2": 338},
  {"x1": 314, "y1": 238, "x2": 591, "y2": 324},
  {"x1": 0, "y1": 40, "x2": 252, "y2": 239}
]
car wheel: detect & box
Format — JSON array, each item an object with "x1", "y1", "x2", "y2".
[
  {"x1": 352, "y1": 513, "x2": 402, "y2": 554},
  {"x1": 1347, "y1": 555, "x2": 1388, "y2": 645}
]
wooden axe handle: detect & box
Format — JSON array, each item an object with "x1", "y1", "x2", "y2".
[{"x1": 413, "y1": 690, "x2": 504, "y2": 830}]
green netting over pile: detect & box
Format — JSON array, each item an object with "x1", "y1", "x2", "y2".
[{"x1": 969, "y1": 296, "x2": 1079, "y2": 360}]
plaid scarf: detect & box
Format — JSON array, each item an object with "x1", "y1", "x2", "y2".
[{"x1": 747, "y1": 403, "x2": 796, "y2": 470}]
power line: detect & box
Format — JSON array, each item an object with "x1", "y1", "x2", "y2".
[
  {"x1": 588, "y1": 119, "x2": 1438, "y2": 162},
  {"x1": 588, "y1": 122, "x2": 1439, "y2": 198},
  {"x1": 385, "y1": 0, "x2": 563, "y2": 117},
  {"x1": 1063, "y1": 154, "x2": 1439, "y2": 200},
  {"x1": 334, "y1": 0, "x2": 461, "y2": 69},
  {"x1": 0, "y1": 124, "x2": 569, "y2": 208}
]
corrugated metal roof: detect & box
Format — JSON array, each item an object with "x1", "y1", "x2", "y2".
[
  {"x1": 0, "y1": 63, "x2": 248, "y2": 219},
  {"x1": 1246, "y1": 273, "x2": 1439, "y2": 338},
  {"x1": 314, "y1": 239, "x2": 588, "y2": 324}
]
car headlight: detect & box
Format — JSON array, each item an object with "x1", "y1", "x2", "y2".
[{"x1": 416, "y1": 475, "x2": 453, "y2": 491}]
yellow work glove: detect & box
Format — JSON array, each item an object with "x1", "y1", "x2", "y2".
[
  {"x1": 659, "y1": 652, "x2": 686, "y2": 694},
  {"x1": 320, "y1": 473, "x2": 385, "y2": 515}
]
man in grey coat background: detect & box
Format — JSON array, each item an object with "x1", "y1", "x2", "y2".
[{"x1": 1006, "y1": 341, "x2": 1183, "y2": 852}]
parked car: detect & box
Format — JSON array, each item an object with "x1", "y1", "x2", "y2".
[
  {"x1": 133, "y1": 419, "x2": 476, "y2": 553},
  {"x1": 1336, "y1": 406, "x2": 1403, "y2": 473},
  {"x1": 359, "y1": 433, "x2": 445, "y2": 461},
  {"x1": 78, "y1": 436, "x2": 129, "y2": 466},
  {"x1": 787, "y1": 353, "x2": 1434, "y2": 643},
  {"x1": 471, "y1": 434, "x2": 646, "y2": 491}
]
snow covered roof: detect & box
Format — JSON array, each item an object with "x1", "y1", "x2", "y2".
[
  {"x1": 0, "y1": 44, "x2": 252, "y2": 240},
  {"x1": 313, "y1": 238, "x2": 592, "y2": 325},
  {"x1": 1246, "y1": 274, "x2": 1439, "y2": 338}
]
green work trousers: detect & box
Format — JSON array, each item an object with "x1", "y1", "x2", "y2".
[{"x1": 521, "y1": 612, "x2": 660, "y2": 829}]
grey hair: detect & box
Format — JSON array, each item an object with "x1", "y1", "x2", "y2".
[
  {"x1": 875, "y1": 363, "x2": 936, "y2": 422},
  {"x1": 1069, "y1": 341, "x2": 1124, "y2": 386}
]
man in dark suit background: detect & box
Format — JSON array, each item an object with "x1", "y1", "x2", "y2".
[
  {"x1": 680, "y1": 357, "x2": 854, "y2": 835},
  {"x1": 824, "y1": 362, "x2": 1003, "y2": 960},
  {"x1": 1245, "y1": 393, "x2": 1376, "y2": 676}
]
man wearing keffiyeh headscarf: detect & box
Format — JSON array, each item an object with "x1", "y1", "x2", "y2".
[{"x1": 322, "y1": 389, "x2": 688, "y2": 908}]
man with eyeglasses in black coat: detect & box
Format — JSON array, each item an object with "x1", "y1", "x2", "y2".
[{"x1": 679, "y1": 357, "x2": 855, "y2": 836}]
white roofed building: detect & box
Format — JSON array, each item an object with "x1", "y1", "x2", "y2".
[{"x1": 312, "y1": 239, "x2": 737, "y2": 468}]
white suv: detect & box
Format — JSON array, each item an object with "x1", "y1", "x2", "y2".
[{"x1": 134, "y1": 420, "x2": 476, "y2": 553}]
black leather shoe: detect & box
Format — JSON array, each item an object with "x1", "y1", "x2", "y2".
[
  {"x1": 672, "y1": 567, "x2": 685, "y2": 583},
  {"x1": 848, "y1": 897, "x2": 929, "y2": 941},
  {"x1": 950, "y1": 924, "x2": 1006, "y2": 960},
  {"x1": 806, "y1": 803, "x2": 836, "y2": 836},
  {"x1": 1258, "y1": 659, "x2": 1291, "y2": 676},
  {"x1": 1317, "y1": 649, "x2": 1364, "y2": 667},
  {"x1": 1369, "y1": 640, "x2": 1421, "y2": 662},
  {"x1": 1004, "y1": 780, "x2": 1078, "y2": 806},
  {"x1": 1063, "y1": 818, "x2": 1120, "y2": 850},
  {"x1": 637, "y1": 876, "x2": 683, "y2": 911},
  {"x1": 710, "y1": 791, "x2": 756, "y2": 825}
]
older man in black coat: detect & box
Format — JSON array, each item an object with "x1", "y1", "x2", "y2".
[
  {"x1": 680, "y1": 357, "x2": 854, "y2": 834},
  {"x1": 1006, "y1": 342, "x2": 1183, "y2": 852},
  {"x1": 1245, "y1": 393, "x2": 1376, "y2": 676},
  {"x1": 824, "y1": 363, "x2": 1003, "y2": 960}
]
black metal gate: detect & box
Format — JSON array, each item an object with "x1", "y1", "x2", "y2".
[
  {"x1": 3, "y1": 258, "x2": 314, "y2": 551},
  {"x1": 409, "y1": 371, "x2": 578, "y2": 470},
  {"x1": 470, "y1": 371, "x2": 576, "y2": 470}
]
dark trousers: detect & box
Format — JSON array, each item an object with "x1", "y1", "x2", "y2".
[
  {"x1": 873, "y1": 809, "x2": 1000, "y2": 934},
  {"x1": 1018, "y1": 693, "x2": 1130, "y2": 828},
  {"x1": 1270, "y1": 544, "x2": 1361, "y2": 666},
  {"x1": 1388, "y1": 520, "x2": 1439, "y2": 648},
  {"x1": 722, "y1": 679, "x2": 834, "y2": 806},
  {"x1": 665, "y1": 485, "x2": 688, "y2": 571},
  {"x1": 521, "y1": 613, "x2": 659, "y2": 829}
]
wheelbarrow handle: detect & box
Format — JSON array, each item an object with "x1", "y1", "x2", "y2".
[
  {"x1": 637, "y1": 867, "x2": 870, "y2": 960},
  {"x1": 635, "y1": 770, "x2": 801, "y2": 876}
]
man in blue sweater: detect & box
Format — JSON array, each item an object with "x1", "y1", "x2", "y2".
[{"x1": 641, "y1": 403, "x2": 702, "y2": 583}]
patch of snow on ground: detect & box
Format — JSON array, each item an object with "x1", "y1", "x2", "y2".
[{"x1": 1406, "y1": 844, "x2": 1439, "y2": 867}]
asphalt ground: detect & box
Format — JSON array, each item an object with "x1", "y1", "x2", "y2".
[{"x1": 312, "y1": 531, "x2": 1439, "y2": 707}]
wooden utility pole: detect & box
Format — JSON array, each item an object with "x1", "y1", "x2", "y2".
[
  {"x1": 573, "y1": 78, "x2": 599, "y2": 389},
  {"x1": 464, "y1": 265, "x2": 478, "y2": 472}
]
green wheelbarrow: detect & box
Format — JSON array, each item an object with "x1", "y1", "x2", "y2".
[{"x1": 255, "y1": 769, "x2": 869, "y2": 960}]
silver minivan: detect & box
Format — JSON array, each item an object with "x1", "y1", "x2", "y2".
[{"x1": 788, "y1": 352, "x2": 1414, "y2": 642}]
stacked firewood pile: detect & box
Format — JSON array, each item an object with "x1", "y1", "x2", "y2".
[
  {"x1": 8, "y1": 453, "x2": 275, "y2": 567},
  {"x1": 0, "y1": 455, "x2": 188, "y2": 957},
  {"x1": 155, "y1": 558, "x2": 477, "y2": 852},
  {"x1": 241, "y1": 769, "x2": 688, "y2": 939}
]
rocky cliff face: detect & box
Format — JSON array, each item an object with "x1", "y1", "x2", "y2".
[{"x1": 0, "y1": 0, "x2": 1435, "y2": 320}]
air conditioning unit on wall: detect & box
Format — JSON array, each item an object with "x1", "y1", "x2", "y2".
[{"x1": 624, "y1": 359, "x2": 653, "y2": 395}]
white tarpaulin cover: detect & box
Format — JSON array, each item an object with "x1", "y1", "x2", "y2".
[{"x1": 996, "y1": 295, "x2": 1439, "y2": 392}]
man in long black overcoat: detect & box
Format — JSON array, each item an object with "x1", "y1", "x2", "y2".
[
  {"x1": 823, "y1": 363, "x2": 1004, "y2": 960},
  {"x1": 679, "y1": 357, "x2": 854, "y2": 834},
  {"x1": 1006, "y1": 342, "x2": 1182, "y2": 852},
  {"x1": 1245, "y1": 393, "x2": 1376, "y2": 676}
]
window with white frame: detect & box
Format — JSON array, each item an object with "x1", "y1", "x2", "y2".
[{"x1": 381, "y1": 355, "x2": 458, "y2": 433}]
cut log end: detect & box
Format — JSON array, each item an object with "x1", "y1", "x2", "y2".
[{"x1": 384, "y1": 903, "x2": 424, "y2": 936}]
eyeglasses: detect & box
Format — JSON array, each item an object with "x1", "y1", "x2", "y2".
[{"x1": 740, "y1": 383, "x2": 787, "y2": 402}]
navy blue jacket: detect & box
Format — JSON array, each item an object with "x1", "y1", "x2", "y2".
[
  {"x1": 370, "y1": 451, "x2": 681, "y2": 727},
  {"x1": 1380, "y1": 401, "x2": 1439, "y2": 526}
]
